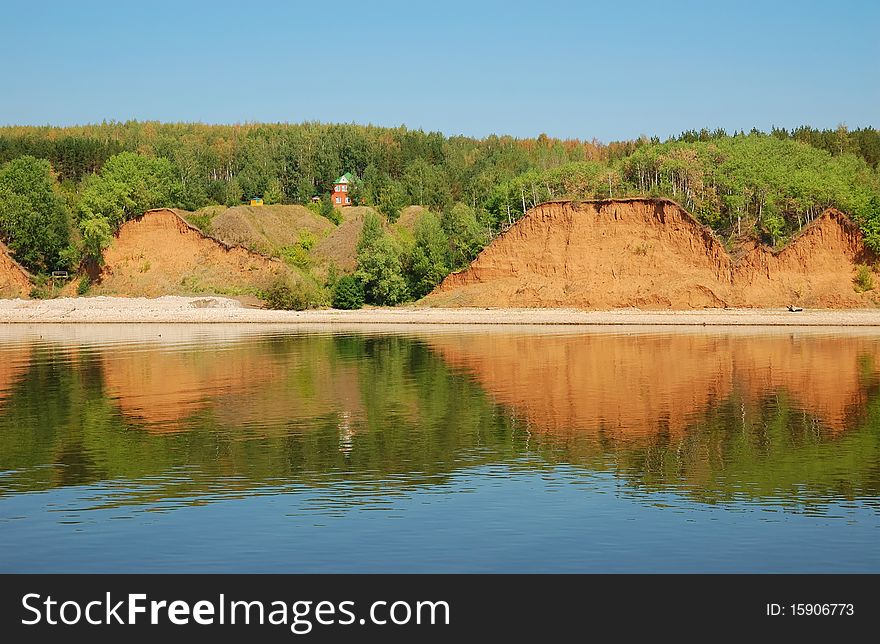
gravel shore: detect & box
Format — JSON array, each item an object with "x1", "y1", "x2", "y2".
[{"x1": 0, "y1": 296, "x2": 879, "y2": 325}]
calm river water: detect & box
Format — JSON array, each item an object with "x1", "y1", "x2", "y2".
[{"x1": 1, "y1": 324, "x2": 878, "y2": 572}]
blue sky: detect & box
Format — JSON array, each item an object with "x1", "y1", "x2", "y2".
[{"x1": 1, "y1": 0, "x2": 877, "y2": 140}]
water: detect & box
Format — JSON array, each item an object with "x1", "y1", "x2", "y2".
[{"x1": 1, "y1": 324, "x2": 878, "y2": 572}]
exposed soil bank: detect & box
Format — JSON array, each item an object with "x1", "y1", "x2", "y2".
[
  {"x1": 1, "y1": 297, "x2": 879, "y2": 325},
  {"x1": 85, "y1": 209, "x2": 294, "y2": 297},
  {"x1": 0, "y1": 242, "x2": 31, "y2": 299},
  {"x1": 428, "y1": 199, "x2": 879, "y2": 309}
]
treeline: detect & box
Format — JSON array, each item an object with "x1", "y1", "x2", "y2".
[
  {"x1": 0, "y1": 122, "x2": 615, "y2": 214},
  {"x1": 0, "y1": 121, "x2": 879, "y2": 285},
  {"x1": 488, "y1": 134, "x2": 880, "y2": 249},
  {"x1": 2, "y1": 122, "x2": 876, "y2": 215},
  {"x1": 676, "y1": 125, "x2": 880, "y2": 169}
]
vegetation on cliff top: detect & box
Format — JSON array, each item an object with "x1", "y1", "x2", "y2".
[{"x1": 0, "y1": 121, "x2": 878, "y2": 305}]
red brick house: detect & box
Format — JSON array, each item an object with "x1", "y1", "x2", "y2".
[{"x1": 331, "y1": 173, "x2": 353, "y2": 206}]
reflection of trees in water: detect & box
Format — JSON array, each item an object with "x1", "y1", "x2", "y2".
[
  {"x1": 0, "y1": 335, "x2": 517, "y2": 504},
  {"x1": 0, "y1": 332, "x2": 878, "y2": 511},
  {"x1": 610, "y1": 389, "x2": 880, "y2": 506}
]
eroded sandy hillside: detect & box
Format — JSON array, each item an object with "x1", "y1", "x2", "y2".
[
  {"x1": 0, "y1": 242, "x2": 31, "y2": 298},
  {"x1": 90, "y1": 209, "x2": 294, "y2": 297},
  {"x1": 428, "y1": 199, "x2": 878, "y2": 309}
]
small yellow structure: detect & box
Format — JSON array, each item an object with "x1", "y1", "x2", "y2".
[{"x1": 249, "y1": 197, "x2": 264, "y2": 206}]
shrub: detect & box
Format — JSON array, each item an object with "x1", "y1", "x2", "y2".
[
  {"x1": 263, "y1": 279, "x2": 317, "y2": 311},
  {"x1": 280, "y1": 245, "x2": 310, "y2": 270},
  {"x1": 280, "y1": 231, "x2": 317, "y2": 270},
  {"x1": 854, "y1": 264, "x2": 875, "y2": 292},
  {"x1": 77, "y1": 276, "x2": 91, "y2": 295},
  {"x1": 186, "y1": 212, "x2": 214, "y2": 232},
  {"x1": 332, "y1": 275, "x2": 365, "y2": 310},
  {"x1": 29, "y1": 274, "x2": 49, "y2": 299},
  {"x1": 319, "y1": 194, "x2": 342, "y2": 225}
]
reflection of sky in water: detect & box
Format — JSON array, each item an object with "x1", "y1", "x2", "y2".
[
  {"x1": 2, "y1": 465, "x2": 878, "y2": 573},
  {"x1": 0, "y1": 326, "x2": 879, "y2": 572}
]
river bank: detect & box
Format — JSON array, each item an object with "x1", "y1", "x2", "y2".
[{"x1": 0, "y1": 296, "x2": 878, "y2": 325}]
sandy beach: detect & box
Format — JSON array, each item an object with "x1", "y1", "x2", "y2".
[{"x1": 0, "y1": 296, "x2": 878, "y2": 325}]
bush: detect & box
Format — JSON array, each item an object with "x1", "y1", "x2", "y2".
[
  {"x1": 77, "y1": 276, "x2": 91, "y2": 295},
  {"x1": 319, "y1": 194, "x2": 342, "y2": 225},
  {"x1": 332, "y1": 275, "x2": 365, "y2": 310},
  {"x1": 28, "y1": 274, "x2": 49, "y2": 299},
  {"x1": 356, "y1": 235, "x2": 409, "y2": 305},
  {"x1": 280, "y1": 231, "x2": 316, "y2": 270},
  {"x1": 79, "y1": 216, "x2": 112, "y2": 263},
  {"x1": 263, "y1": 279, "x2": 317, "y2": 310},
  {"x1": 186, "y1": 212, "x2": 214, "y2": 232},
  {"x1": 854, "y1": 264, "x2": 875, "y2": 292},
  {"x1": 280, "y1": 245, "x2": 310, "y2": 270}
]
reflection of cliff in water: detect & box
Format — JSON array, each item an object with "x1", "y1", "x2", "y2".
[
  {"x1": 426, "y1": 332, "x2": 880, "y2": 437},
  {"x1": 426, "y1": 331, "x2": 880, "y2": 503},
  {"x1": 0, "y1": 330, "x2": 878, "y2": 510},
  {"x1": 0, "y1": 345, "x2": 30, "y2": 410},
  {"x1": 0, "y1": 334, "x2": 510, "y2": 502}
]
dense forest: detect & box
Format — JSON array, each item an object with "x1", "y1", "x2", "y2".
[{"x1": 1, "y1": 121, "x2": 879, "y2": 305}]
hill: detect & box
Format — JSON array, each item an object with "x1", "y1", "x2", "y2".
[
  {"x1": 187, "y1": 203, "x2": 415, "y2": 278},
  {"x1": 87, "y1": 209, "x2": 299, "y2": 298},
  {"x1": 427, "y1": 199, "x2": 879, "y2": 309},
  {"x1": 206, "y1": 204, "x2": 335, "y2": 256},
  {"x1": 392, "y1": 205, "x2": 430, "y2": 233},
  {"x1": 311, "y1": 206, "x2": 373, "y2": 273}
]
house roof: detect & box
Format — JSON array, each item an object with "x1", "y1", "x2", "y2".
[{"x1": 334, "y1": 173, "x2": 354, "y2": 184}]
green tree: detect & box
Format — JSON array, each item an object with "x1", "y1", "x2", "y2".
[
  {"x1": 377, "y1": 181, "x2": 407, "y2": 223},
  {"x1": 356, "y1": 220, "x2": 409, "y2": 305},
  {"x1": 403, "y1": 158, "x2": 452, "y2": 211},
  {"x1": 224, "y1": 177, "x2": 243, "y2": 206},
  {"x1": 408, "y1": 212, "x2": 450, "y2": 298},
  {"x1": 857, "y1": 196, "x2": 880, "y2": 252},
  {"x1": 331, "y1": 274, "x2": 365, "y2": 309},
  {"x1": 79, "y1": 216, "x2": 112, "y2": 264},
  {"x1": 0, "y1": 156, "x2": 71, "y2": 272},
  {"x1": 78, "y1": 152, "x2": 182, "y2": 227},
  {"x1": 357, "y1": 211, "x2": 385, "y2": 252},
  {"x1": 264, "y1": 177, "x2": 284, "y2": 204},
  {"x1": 442, "y1": 202, "x2": 486, "y2": 269},
  {"x1": 319, "y1": 193, "x2": 342, "y2": 224}
]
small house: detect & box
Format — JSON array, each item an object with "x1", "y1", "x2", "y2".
[
  {"x1": 249, "y1": 197, "x2": 264, "y2": 206},
  {"x1": 331, "y1": 173, "x2": 353, "y2": 206},
  {"x1": 310, "y1": 195, "x2": 321, "y2": 204}
]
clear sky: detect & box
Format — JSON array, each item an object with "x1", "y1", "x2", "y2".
[{"x1": 1, "y1": 0, "x2": 877, "y2": 141}]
